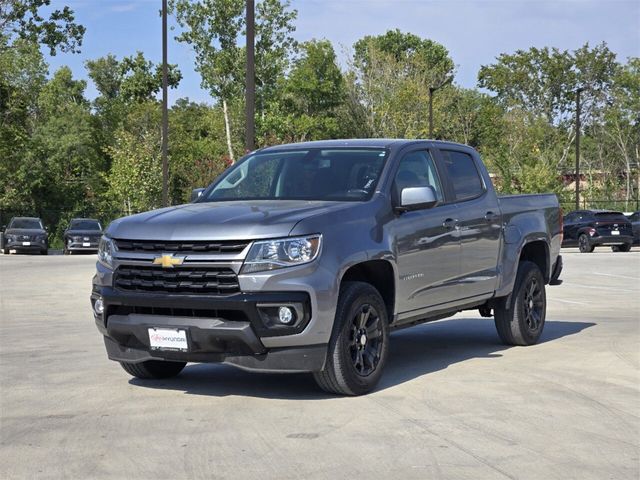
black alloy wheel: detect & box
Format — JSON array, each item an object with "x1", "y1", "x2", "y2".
[
  {"x1": 349, "y1": 304, "x2": 383, "y2": 377},
  {"x1": 522, "y1": 274, "x2": 544, "y2": 333}
]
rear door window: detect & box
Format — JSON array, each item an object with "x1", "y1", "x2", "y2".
[{"x1": 440, "y1": 150, "x2": 484, "y2": 201}]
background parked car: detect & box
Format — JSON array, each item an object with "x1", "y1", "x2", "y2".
[
  {"x1": 1, "y1": 217, "x2": 48, "y2": 255},
  {"x1": 63, "y1": 218, "x2": 103, "y2": 254},
  {"x1": 562, "y1": 210, "x2": 633, "y2": 253},
  {"x1": 625, "y1": 211, "x2": 640, "y2": 245}
]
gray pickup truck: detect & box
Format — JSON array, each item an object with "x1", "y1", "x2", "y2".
[{"x1": 92, "y1": 139, "x2": 562, "y2": 395}]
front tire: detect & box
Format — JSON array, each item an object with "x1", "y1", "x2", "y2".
[
  {"x1": 494, "y1": 261, "x2": 546, "y2": 346},
  {"x1": 120, "y1": 360, "x2": 186, "y2": 379},
  {"x1": 313, "y1": 282, "x2": 389, "y2": 396},
  {"x1": 578, "y1": 234, "x2": 594, "y2": 253}
]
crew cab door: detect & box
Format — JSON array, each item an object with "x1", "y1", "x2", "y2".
[
  {"x1": 438, "y1": 148, "x2": 502, "y2": 300},
  {"x1": 389, "y1": 149, "x2": 461, "y2": 314}
]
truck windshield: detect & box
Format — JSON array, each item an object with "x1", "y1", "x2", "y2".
[
  {"x1": 9, "y1": 218, "x2": 42, "y2": 229},
  {"x1": 200, "y1": 148, "x2": 388, "y2": 202},
  {"x1": 70, "y1": 220, "x2": 101, "y2": 230}
]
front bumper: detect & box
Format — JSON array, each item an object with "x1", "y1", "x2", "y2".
[
  {"x1": 67, "y1": 241, "x2": 99, "y2": 251},
  {"x1": 92, "y1": 286, "x2": 327, "y2": 372},
  {"x1": 4, "y1": 240, "x2": 47, "y2": 252}
]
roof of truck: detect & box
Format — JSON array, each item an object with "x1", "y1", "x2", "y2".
[{"x1": 259, "y1": 139, "x2": 469, "y2": 152}]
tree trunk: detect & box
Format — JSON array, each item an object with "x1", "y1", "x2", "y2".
[{"x1": 222, "y1": 99, "x2": 235, "y2": 163}]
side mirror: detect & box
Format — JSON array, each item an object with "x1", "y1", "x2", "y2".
[
  {"x1": 1, "y1": 225, "x2": 5, "y2": 231},
  {"x1": 191, "y1": 188, "x2": 205, "y2": 202},
  {"x1": 397, "y1": 186, "x2": 438, "y2": 212}
]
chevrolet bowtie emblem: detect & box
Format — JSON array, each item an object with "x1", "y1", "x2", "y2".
[{"x1": 153, "y1": 254, "x2": 184, "y2": 268}]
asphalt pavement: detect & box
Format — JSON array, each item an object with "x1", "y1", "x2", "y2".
[{"x1": 1, "y1": 249, "x2": 639, "y2": 479}]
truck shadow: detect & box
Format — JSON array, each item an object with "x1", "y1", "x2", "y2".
[{"x1": 129, "y1": 318, "x2": 594, "y2": 400}]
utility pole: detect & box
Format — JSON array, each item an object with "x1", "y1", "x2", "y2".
[
  {"x1": 245, "y1": 0, "x2": 255, "y2": 152},
  {"x1": 161, "y1": 0, "x2": 169, "y2": 207},
  {"x1": 575, "y1": 87, "x2": 584, "y2": 211}
]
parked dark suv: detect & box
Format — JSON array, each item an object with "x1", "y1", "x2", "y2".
[
  {"x1": 64, "y1": 218, "x2": 103, "y2": 254},
  {"x1": 626, "y1": 211, "x2": 640, "y2": 245},
  {"x1": 562, "y1": 210, "x2": 633, "y2": 252},
  {"x1": 2, "y1": 217, "x2": 48, "y2": 255}
]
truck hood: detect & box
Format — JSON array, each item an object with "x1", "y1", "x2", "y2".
[{"x1": 106, "y1": 200, "x2": 354, "y2": 241}]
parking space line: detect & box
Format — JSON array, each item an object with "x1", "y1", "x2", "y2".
[{"x1": 591, "y1": 272, "x2": 640, "y2": 281}]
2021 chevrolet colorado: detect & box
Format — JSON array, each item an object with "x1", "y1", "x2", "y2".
[{"x1": 92, "y1": 139, "x2": 563, "y2": 395}]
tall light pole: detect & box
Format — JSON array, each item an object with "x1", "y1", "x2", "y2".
[
  {"x1": 245, "y1": 0, "x2": 255, "y2": 152},
  {"x1": 575, "y1": 87, "x2": 584, "y2": 211},
  {"x1": 428, "y1": 77, "x2": 452, "y2": 139},
  {"x1": 161, "y1": 0, "x2": 169, "y2": 207},
  {"x1": 428, "y1": 87, "x2": 436, "y2": 138}
]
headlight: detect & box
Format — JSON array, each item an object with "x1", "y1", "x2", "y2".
[
  {"x1": 97, "y1": 236, "x2": 116, "y2": 269},
  {"x1": 5, "y1": 234, "x2": 16, "y2": 241},
  {"x1": 241, "y1": 235, "x2": 322, "y2": 273}
]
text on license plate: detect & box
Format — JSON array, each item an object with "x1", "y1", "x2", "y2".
[
  {"x1": 22, "y1": 241, "x2": 30, "y2": 246},
  {"x1": 82, "y1": 242, "x2": 90, "y2": 247},
  {"x1": 611, "y1": 230, "x2": 620, "y2": 235},
  {"x1": 148, "y1": 328, "x2": 188, "y2": 351}
]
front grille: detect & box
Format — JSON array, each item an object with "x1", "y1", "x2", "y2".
[
  {"x1": 115, "y1": 265, "x2": 240, "y2": 295},
  {"x1": 109, "y1": 305, "x2": 249, "y2": 322},
  {"x1": 114, "y1": 239, "x2": 250, "y2": 254}
]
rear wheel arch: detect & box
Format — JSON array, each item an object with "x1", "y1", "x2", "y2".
[{"x1": 518, "y1": 240, "x2": 549, "y2": 283}]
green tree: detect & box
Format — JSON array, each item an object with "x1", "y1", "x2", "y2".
[
  {"x1": 0, "y1": 39, "x2": 48, "y2": 215},
  {"x1": 478, "y1": 43, "x2": 618, "y2": 126},
  {"x1": 169, "y1": 0, "x2": 297, "y2": 161},
  {"x1": 0, "y1": 0, "x2": 85, "y2": 55},
  {"x1": 105, "y1": 102, "x2": 163, "y2": 215},
  {"x1": 169, "y1": 99, "x2": 231, "y2": 201},
  {"x1": 263, "y1": 40, "x2": 345, "y2": 142},
  {"x1": 347, "y1": 30, "x2": 455, "y2": 137},
  {"x1": 478, "y1": 43, "x2": 622, "y2": 198}
]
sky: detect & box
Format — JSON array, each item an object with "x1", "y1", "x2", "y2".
[{"x1": 45, "y1": 0, "x2": 640, "y2": 104}]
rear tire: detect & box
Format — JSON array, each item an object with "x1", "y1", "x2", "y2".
[
  {"x1": 611, "y1": 244, "x2": 631, "y2": 252},
  {"x1": 2, "y1": 247, "x2": 8, "y2": 255},
  {"x1": 578, "y1": 234, "x2": 594, "y2": 253},
  {"x1": 494, "y1": 261, "x2": 546, "y2": 346},
  {"x1": 313, "y1": 282, "x2": 390, "y2": 396},
  {"x1": 120, "y1": 360, "x2": 186, "y2": 379}
]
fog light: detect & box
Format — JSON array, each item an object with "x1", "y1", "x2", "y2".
[
  {"x1": 278, "y1": 306, "x2": 294, "y2": 325},
  {"x1": 94, "y1": 298, "x2": 104, "y2": 315}
]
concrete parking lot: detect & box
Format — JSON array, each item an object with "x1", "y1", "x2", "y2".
[{"x1": 1, "y1": 250, "x2": 638, "y2": 479}]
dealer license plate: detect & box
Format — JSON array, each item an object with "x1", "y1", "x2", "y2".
[
  {"x1": 148, "y1": 328, "x2": 188, "y2": 351},
  {"x1": 611, "y1": 230, "x2": 620, "y2": 235},
  {"x1": 82, "y1": 242, "x2": 91, "y2": 247},
  {"x1": 22, "y1": 241, "x2": 30, "y2": 246}
]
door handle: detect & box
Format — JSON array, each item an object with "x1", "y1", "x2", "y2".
[
  {"x1": 443, "y1": 218, "x2": 457, "y2": 230},
  {"x1": 485, "y1": 211, "x2": 499, "y2": 222}
]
